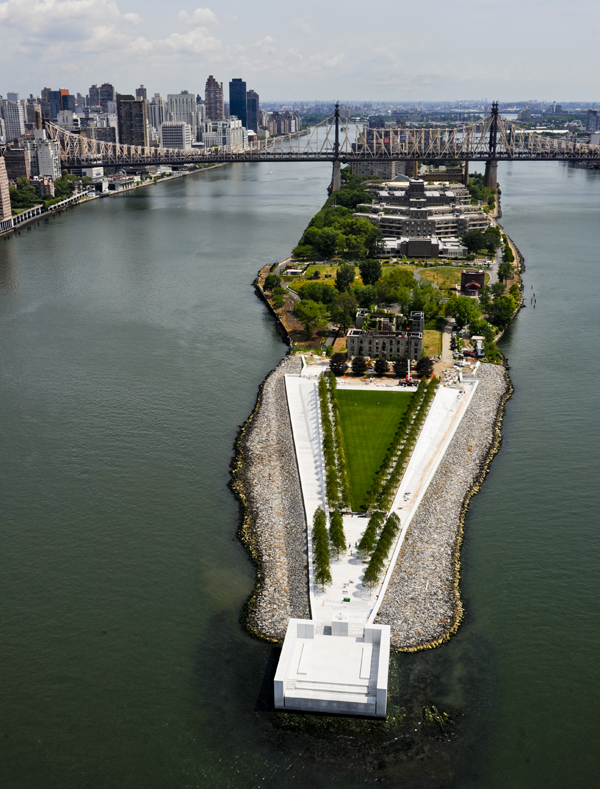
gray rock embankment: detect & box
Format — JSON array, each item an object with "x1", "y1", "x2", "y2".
[
  {"x1": 375, "y1": 363, "x2": 511, "y2": 651},
  {"x1": 231, "y1": 355, "x2": 310, "y2": 642}
]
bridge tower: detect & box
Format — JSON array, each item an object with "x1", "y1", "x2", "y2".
[
  {"x1": 331, "y1": 102, "x2": 341, "y2": 192},
  {"x1": 484, "y1": 102, "x2": 499, "y2": 190}
]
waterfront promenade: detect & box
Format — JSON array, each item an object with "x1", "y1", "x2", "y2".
[{"x1": 285, "y1": 362, "x2": 477, "y2": 631}]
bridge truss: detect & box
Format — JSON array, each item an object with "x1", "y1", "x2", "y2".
[{"x1": 45, "y1": 103, "x2": 600, "y2": 169}]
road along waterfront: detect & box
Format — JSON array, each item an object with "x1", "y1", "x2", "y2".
[{"x1": 1, "y1": 159, "x2": 599, "y2": 787}]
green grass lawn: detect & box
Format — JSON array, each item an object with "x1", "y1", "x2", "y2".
[
  {"x1": 336, "y1": 389, "x2": 414, "y2": 511},
  {"x1": 423, "y1": 329, "x2": 443, "y2": 356}
]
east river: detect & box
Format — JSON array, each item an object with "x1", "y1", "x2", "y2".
[{"x1": 1, "y1": 160, "x2": 599, "y2": 788}]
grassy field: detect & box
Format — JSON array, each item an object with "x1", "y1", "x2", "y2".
[
  {"x1": 337, "y1": 389, "x2": 414, "y2": 510},
  {"x1": 423, "y1": 329, "x2": 443, "y2": 356},
  {"x1": 419, "y1": 266, "x2": 490, "y2": 290}
]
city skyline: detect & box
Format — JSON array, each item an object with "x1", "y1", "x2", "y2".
[{"x1": 0, "y1": 0, "x2": 598, "y2": 101}]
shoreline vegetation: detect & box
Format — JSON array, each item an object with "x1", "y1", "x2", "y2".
[{"x1": 235, "y1": 168, "x2": 520, "y2": 650}]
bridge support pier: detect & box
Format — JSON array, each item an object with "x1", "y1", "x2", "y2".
[
  {"x1": 332, "y1": 160, "x2": 341, "y2": 192},
  {"x1": 484, "y1": 160, "x2": 498, "y2": 190},
  {"x1": 463, "y1": 160, "x2": 470, "y2": 186}
]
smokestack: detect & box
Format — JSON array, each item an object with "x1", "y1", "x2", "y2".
[{"x1": 35, "y1": 106, "x2": 42, "y2": 130}]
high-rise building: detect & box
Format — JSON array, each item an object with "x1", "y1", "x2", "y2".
[
  {"x1": 586, "y1": 109, "x2": 598, "y2": 132},
  {"x1": 246, "y1": 90, "x2": 260, "y2": 133},
  {"x1": 88, "y1": 84, "x2": 100, "y2": 106},
  {"x1": 160, "y1": 121, "x2": 192, "y2": 150},
  {"x1": 149, "y1": 93, "x2": 167, "y2": 130},
  {"x1": 99, "y1": 83, "x2": 116, "y2": 112},
  {"x1": 0, "y1": 118, "x2": 6, "y2": 142},
  {"x1": 201, "y1": 118, "x2": 244, "y2": 151},
  {"x1": 7, "y1": 92, "x2": 19, "y2": 102},
  {"x1": 25, "y1": 129, "x2": 62, "y2": 180},
  {"x1": 205, "y1": 75, "x2": 224, "y2": 121},
  {"x1": 81, "y1": 126, "x2": 118, "y2": 145},
  {"x1": 1, "y1": 100, "x2": 26, "y2": 140},
  {"x1": 0, "y1": 156, "x2": 12, "y2": 221},
  {"x1": 4, "y1": 146, "x2": 31, "y2": 180},
  {"x1": 229, "y1": 79, "x2": 247, "y2": 127},
  {"x1": 167, "y1": 91, "x2": 199, "y2": 138},
  {"x1": 167, "y1": 92, "x2": 197, "y2": 124},
  {"x1": 48, "y1": 89, "x2": 69, "y2": 121},
  {"x1": 117, "y1": 95, "x2": 149, "y2": 147},
  {"x1": 136, "y1": 85, "x2": 147, "y2": 101}
]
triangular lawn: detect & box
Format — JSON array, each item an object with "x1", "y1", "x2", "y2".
[{"x1": 336, "y1": 389, "x2": 414, "y2": 511}]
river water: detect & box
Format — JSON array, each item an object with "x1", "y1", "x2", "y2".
[{"x1": 0, "y1": 161, "x2": 598, "y2": 788}]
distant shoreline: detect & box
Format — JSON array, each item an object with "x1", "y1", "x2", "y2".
[{"x1": 1, "y1": 162, "x2": 229, "y2": 238}]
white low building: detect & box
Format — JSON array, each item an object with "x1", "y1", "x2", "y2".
[
  {"x1": 275, "y1": 619, "x2": 390, "y2": 717},
  {"x1": 160, "y1": 121, "x2": 192, "y2": 150}
]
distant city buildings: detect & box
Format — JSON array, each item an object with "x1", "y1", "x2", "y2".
[
  {"x1": 149, "y1": 93, "x2": 167, "y2": 130},
  {"x1": 201, "y1": 118, "x2": 244, "y2": 151},
  {"x1": 586, "y1": 109, "x2": 598, "y2": 132},
  {"x1": 3, "y1": 146, "x2": 30, "y2": 180},
  {"x1": 167, "y1": 91, "x2": 202, "y2": 139},
  {"x1": 205, "y1": 75, "x2": 224, "y2": 121},
  {"x1": 99, "y1": 83, "x2": 116, "y2": 112},
  {"x1": 246, "y1": 90, "x2": 260, "y2": 134},
  {"x1": 229, "y1": 78, "x2": 247, "y2": 127},
  {"x1": 160, "y1": 121, "x2": 192, "y2": 150},
  {"x1": 268, "y1": 110, "x2": 300, "y2": 135},
  {"x1": 25, "y1": 129, "x2": 62, "y2": 180},
  {"x1": 0, "y1": 157, "x2": 12, "y2": 222},
  {"x1": 1, "y1": 99, "x2": 26, "y2": 140},
  {"x1": 117, "y1": 94, "x2": 149, "y2": 147},
  {"x1": 135, "y1": 85, "x2": 147, "y2": 101}
]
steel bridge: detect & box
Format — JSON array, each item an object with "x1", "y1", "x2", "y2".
[{"x1": 45, "y1": 103, "x2": 600, "y2": 190}]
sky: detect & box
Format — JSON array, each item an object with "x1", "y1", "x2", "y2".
[{"x1": 0, "y1": 0, "x2": 598, "y2": 102}]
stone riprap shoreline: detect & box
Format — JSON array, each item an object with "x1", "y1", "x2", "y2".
[
  {"x1": 231, "y1": 355, "x2": 311, "y2": 641},
  {"x1": 233, "y1": 359, "x2": 510, "y2": 649},
  {"x1": 374, "y1": 363, "x2": 511, "y2": 650}
]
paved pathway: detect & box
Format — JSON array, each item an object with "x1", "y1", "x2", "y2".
[{"x1": 285, "y1": 367, "x2": 478, "y2": 633}]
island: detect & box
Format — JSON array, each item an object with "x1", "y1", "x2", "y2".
[{"x1": 231, "y1": 165, "x2": 518, "y2": 717}]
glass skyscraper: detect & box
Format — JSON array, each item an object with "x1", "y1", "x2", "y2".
[{"x1": 229, "y1": 79, "x2": 247, "y2": 128}]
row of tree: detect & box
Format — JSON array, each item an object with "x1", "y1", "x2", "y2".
[
  {"x1": 312, "y1": 508, "x2": 332, "y2": 587},
  {"x1": 318, "y1": 375, "x2": 351, "y2": 509},
  {"x1": 340, "y1": 354, "x2": 434, "y2": 379},
  {"x1": 329, "y1": 509, "x2": 347, "y2": 559},
  {"x1": 362, "y1": 513, "x2": 402, "y2": 588},
  {"x1": 357, "y1": 511, "x2": 385, "y2": 556}
]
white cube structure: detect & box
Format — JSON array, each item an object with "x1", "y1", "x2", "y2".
[{"x1": 274, "y1": 619, "x2": 390, "y2": 717}]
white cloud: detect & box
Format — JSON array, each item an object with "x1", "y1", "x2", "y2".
[
  {"x1": 253, "y1": 35, "x2": 275, "y2": 55},
  {"x1": 292, "y1": 16, "x2": 312, "y2": 34},
  {"x1": 176, "y1": 7, "x2": 217, "y2": 26}
]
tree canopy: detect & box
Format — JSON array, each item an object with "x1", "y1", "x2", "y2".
[
  {"x1": 329, "y1": 352, "x2": 348, "y2": 377},
  {"x1": 335, "y1": 264, "x2": 356, "y2": 293},
  {"x1": 330, "y1": 292, "x2": 357, "y2": 331},
  {"x1": 294, "y1": 299, "x2": 328, "y2": 337},
  {"x1": 297, "y1": 281, "x2": 338, "y2": 304},
  {"x1": 445, "y1": 295, "x2": 481, "y2": 328},
  {"x1": 351, "y1": 355, "x2": 368, "y2": 376},
  {"x1": 359, "y1": 259, "x2": 382, "y2": 286}
]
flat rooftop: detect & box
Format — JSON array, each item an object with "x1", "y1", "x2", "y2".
[{"x1": 275, "y1": 619, "x2": 390, "y2": 717}]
